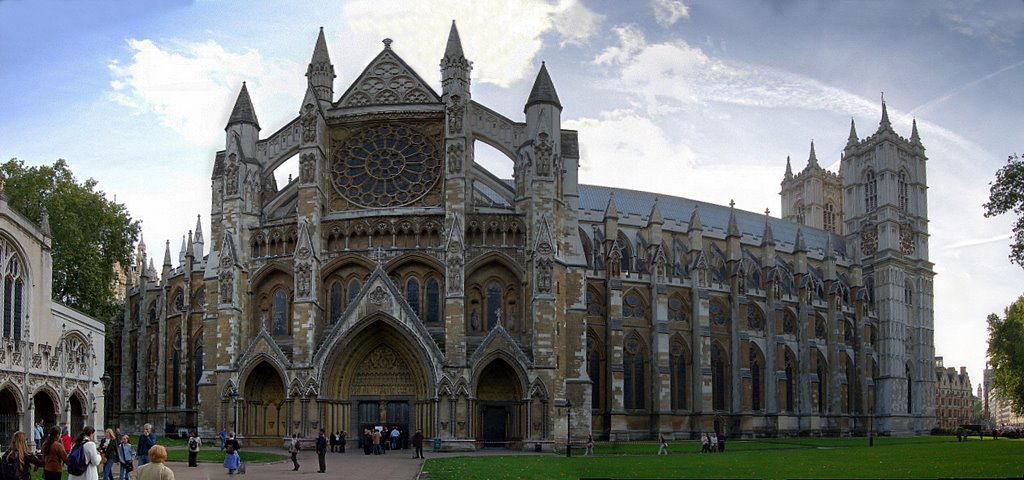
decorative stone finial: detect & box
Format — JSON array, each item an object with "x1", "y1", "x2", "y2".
[{"x1": 383, "y1": 38, "x2": 393, "y2": 49}]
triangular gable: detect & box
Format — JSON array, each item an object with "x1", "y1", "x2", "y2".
[
  {"x1": 312, "y1": 264, "x2": 443, "y2": 364},
  {"x1": 468, "y1": 323, "x2": 530, "y2": 368},
  {"x1": 337, "y1": 48, "x2": 441, "y2": 108},
  {"x1": 237, "y1": 327, "x2": 291, "y2": 372}
]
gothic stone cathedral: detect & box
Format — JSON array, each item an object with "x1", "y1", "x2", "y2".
[{"x1": 107, "y1": 24, "x2": 936, "y2": 445}]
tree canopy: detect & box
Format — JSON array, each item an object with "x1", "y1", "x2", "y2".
[
  {"x1": 987, "y1": 295, "x2": 1024, "y2": 416},
  {"x1": 984, "y1": 153, "x2": 1024, "y2": 268},
  {"x1": 1, "y1": 158, "x2": 140, "y2": 322}
]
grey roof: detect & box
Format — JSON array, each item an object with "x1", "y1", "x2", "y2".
[
  {"x1": 525, "y1": 62, "x2": 561, "y2": 111},
  {"x1": 578, "y1": 184, "x2": 846, "y2": 257},
  {"x1": 226, "y1": 83, "x2": 260, "y2": 130}
]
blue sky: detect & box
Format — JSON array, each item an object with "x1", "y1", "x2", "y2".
[{"x1": 3, "y1": 0, "x2": 1024, "y2": 388}]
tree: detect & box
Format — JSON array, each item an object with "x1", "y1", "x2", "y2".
[
  {"x1": 984, "y1": 153, "x2": 1024, "y2": 268},
  {"x1": 0, "y1": 158, "x2": 140, "y2": 322},
  {"x1": 987, "y1": 295, "x2": 1024, "y2": 416}
]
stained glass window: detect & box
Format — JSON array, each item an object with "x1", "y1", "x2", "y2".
[
  {"x1": 329, "y1": 281, "x2": 343, "y2": 324},
  {"x1": 425, "y1": 278, "x2": 440, "y2": 323},
  {"x1": 273, "y1": 290, "x2": 287, "y2": 335},
  {"x1": 331, "y1": 124, "x2": 441, "y2": 208}
]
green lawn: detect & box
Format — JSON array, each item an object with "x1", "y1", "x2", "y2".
[
  {"x1": 422, "y1": 437, "x2": 1024, "y2": 479},
  {"x1": 164, "y1": 449, "x2": 287, "y2": 464}
]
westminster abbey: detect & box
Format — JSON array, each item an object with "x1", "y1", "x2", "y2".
[{"x1": 106, "y1": 23, "x2": 936, "y2": 446}]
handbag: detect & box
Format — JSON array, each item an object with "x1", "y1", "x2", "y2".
[{"x1": 122, "y1": 461, "x2": 134, "y2": 473}]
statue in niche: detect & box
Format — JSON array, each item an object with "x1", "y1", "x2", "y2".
[
  {"x1": 446, "y1": 95, "x2": 464, "y2": 133},
  {"x1": 299, "y1": 153, "x2": 316, "y2": 183},
  {"x1": 470, "y1": 309, "x2": 480, "y2": 332},
  {"x1": 301, "y1": 103, "x2": 317, "y2": 143},
  {"x1": 447, "y1": 143, "x2": 464, "y2": 174}
]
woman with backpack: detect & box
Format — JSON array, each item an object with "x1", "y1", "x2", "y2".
[
  {"x1": 186, "y1": 432, "x2": 201, "y2": 468},
  {"x1": 100, "y1": 429, "x2": 118, "y2": 480},
  {"x1": 222, "y1": 432, "x2": 241, "y2": 475},
  {"x1": 116, "y1": 435, "x2": 135, "y2": 480},
  {"x1": 41, "y1": 426, "x2": 67, "y2": 480},
  {"x1": 67, "y1": 426, "x2": 102, "y2": 480},
  {"x1": 3, "y1": 431, "x2": 44, "y2": 480}
]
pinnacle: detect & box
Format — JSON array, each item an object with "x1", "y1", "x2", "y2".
[
  {"x1": 784, "y1": 155, "x2": 793, "y2": 180},
  {"x1": 310, "y1": 27, "x2": 331, "y2": 65},
  {"x1": 226, "y1": 82, "x2": 260, "y2": 131},
  {"x1": 525, "y1": 62, "x2": 561, "y2": 111},
  {"x1": 911, "y1": 118, "x2": 921, "y2": 144},
  {"x1": 604, "y1": 192, "x2": 618, "y2": 219},
  {"x1": 878, "y1": 94, "x2": 892, "y2": 133},
  {"x1": 807, "y1": 140, "x2": 818, "y2": 168},
  {"x1": 445, "y1": 20, "x2": 465, "y2": 60}
]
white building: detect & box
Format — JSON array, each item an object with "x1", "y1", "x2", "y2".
[{"x1": 0, "y1": 192, "x2": 105, "y2": 448}]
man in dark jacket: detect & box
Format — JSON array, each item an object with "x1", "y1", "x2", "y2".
[
  {"x1": 315, "y1": 429, "x2": 327, "y2": 473},
  {"x1": 412, "y1": 428, "x2": 424, "y2": 459}
]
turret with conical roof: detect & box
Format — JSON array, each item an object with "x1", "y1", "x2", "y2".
[
  {"x1": 807, "y1": 140, "x2": 819, "y2": 169},
  {"x1": 846, "y1": 118, "x2": 859, "y2": 148},
  {"x1": 877, "y1": 95, "x2": 893, "y2": 133},
  {"x1": 226, "y1": 82, "x2": 260, "y2": 131},
  {"x1": 784, "y1": 156, "x2": 793, "y2": 180},
  {"x1": 525, "y1": 62, "x2": 562, "y2": 112},
  {"x1": 911, "y1": 118, "x2": 922, "y2": 147},
  {"x1": 306, "y1": 27, "x2": 336, "y2": 101},
  {"x1": 193, "y1": 215, "x2": 204, "y2": 259}
]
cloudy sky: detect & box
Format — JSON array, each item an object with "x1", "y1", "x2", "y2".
[{"x1": 3, "y1": 0, "x2": 1023, "y2": 388}]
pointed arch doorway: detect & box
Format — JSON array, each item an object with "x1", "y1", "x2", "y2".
[{"x1": 475, "y1": 359, "x2": 525, "y2": 447}]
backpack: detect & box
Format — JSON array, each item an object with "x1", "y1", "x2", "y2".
[
  {"x1": 66, "y1": 442, "x2": 89, "y2": 476},
  {"x1": 188, "y1": 438, "x2": 199, "y2": 450},
  {"x1": 1, "y1": 451, "x2": 23, "y2": 480}
]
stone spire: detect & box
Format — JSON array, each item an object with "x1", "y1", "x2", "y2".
[
  {"x1": 163, "y1": 239, "x2": 172, "y2": 267},
  {"x1": 784, "y1": 155, "x2": 793, "y2": 180},
  {"x1": 193, "y1": 215, "x2": 204, "y2": 258},
  {"x1": 226, "y1": 82, "x2": 260, "y2": 131},
  {"x1": 847, "y1": 118, "x2": 859, "y2": 147},
  {"x1": 688, "y1": 204, "x2": 703, "y2": 231},
  {"x1": 444, "y1": 20, "x2": 465, "y2": 61},
  {"x1": 178, "y1": 235, "x2": 187, "y2": 265},
  {"x1": 727, "y1": 200, "x2": 740, "y2": 237},
  {"x1": 185, "y1": 230, "x2": 194, "y2": 260},
  {"x1": 647, "y1": 197, "x2": 663, "y2": 226},
  {"x1": 760, "y1": 208, "x2": 775, "y2": 247},
  {"x1": 603, "y1": 192, "x2": 618, "y2": 219},
  {"x1": 525, "y1": 62, "x2": 561, "y2": 112},
  {"x1": 877, "y1": 94, "x2": 892, "y2": 133},
  {"x1": 794, "y1": 227, "x2": 807, "y2": 253},
  {"x1": 306, "y1": 27, "x2": 336, "y2": 101},
  {"x1": 807, "y1": 140, "x2": 818, "y2": 168},
  {"x1": 911, "y1": 118, "x2": 921, "y2": 145}
]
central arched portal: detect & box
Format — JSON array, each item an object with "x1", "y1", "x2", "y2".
[
  {"x1": 475, "y1": 359, "x2": 525, "y2": 447},
  {"x1": 322, "y1": 318, "x2": 435, "y2": 442}
]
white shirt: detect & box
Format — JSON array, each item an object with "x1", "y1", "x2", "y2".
[{"x1": 68, "y1": 440, "x2": 102, "y2": 480}]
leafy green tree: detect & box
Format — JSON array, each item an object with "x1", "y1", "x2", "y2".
[
  {"x1": 984, "y1": 153, "x2": 1024, "y2": 267},
  {"x1": 987, "y1": 295, "x2": 1024, "y2": 416},
  {"x1": 1, "y1": 158, "x2": 139, "y2": 321}
]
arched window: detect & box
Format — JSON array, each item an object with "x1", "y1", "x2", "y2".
[
  {"x1": 194, "y1": 345, "x2": 203, "y2": 404},
  {"x1": 1, "y1": 243, "x2": 24, "y2": 342},
  {"x1": 329, "y1": 281, "x2": 343, "y2": 324},
  {"x1": 823, "y1": 202, "x2": 836, "y2": 232},
  {"x1": 272, "y1": 289, "x2": 288, "y2": 335},
  {"x1": 865, "y1": 171, "x2": 877, "y2": 211},
  {"x1": 711, "y1": 343, "x2": 727, "y2": 411},
  {"x1": 668, "y1": 295, "x2": 688, "y2": 323},
  {"x1": 782, "y1": 310, "x2": 796, "y2": 335},
  {"x1": 816, "y1": 362, "x2": 826, "y2": 413},
  {"x1": 710, "y1": 299, "x2": 728, "y2": 326},
  {"x1": 623, "y1": 290, "x2": 647, "y2": 318},
  {"x1": 845, "y1": 357, "x2": 855, "y2": 413},
  {"x1": 148, "y1": 307, "x2": 157, "y2": 323},
  {"x1": 172, "y1": 335, "x2": 181, "y2": 407},
  {"x1": 406, "y1": 278, "x2": 421, "y2": 319},
  {"x1": 747, "y1": 305, "x2": 764, "y2": 331},
  {"x1": 587, "y1": 335, "x2": 603, "y2": 410},
  {"x1": 623, "y1": 336, "x2": 645, "y2": 410},
  {"x1": 425, "y1": 278, "x2": 440, "y2": 323},
  {"x1": 670, "y1": 341, "x2": 687, "y2": 410},
  {"x1": 347, "y1": 279, "x2": 361, "y2": 305},
  {"x1": 750, "y1": 346, "x2": 762, "y2": 411},
  {"x1": 784, "y1": 352, "x2": 795, "y2": 411},
  {"x1": 796, "y1": 203, "x2": 806, "y2": 225},
  {"x1": 906, "y1": 365, "x2": 913, "y2": 414},
  {"x1": 586, "y1": 288, "x2": 605, "y2": 317},
  {"x1": 486, "y1": 281, "x2": 502, "y2": 330},
  {"x1": 904, "y1": 282, "x2": 913, "y2": 305},
  {"x1": 898, "y1": 171, "x2": 909, "y2": 211}
]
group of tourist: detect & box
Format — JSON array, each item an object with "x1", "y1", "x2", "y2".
[
  {"x1": 2, "y1": 423, "x2": 175, "y2": 480},
  {"x1": 699, "y1": 432, "x2": 727, "y2": 453}
]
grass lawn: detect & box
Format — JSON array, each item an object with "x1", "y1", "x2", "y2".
[
  {"x1": 422, "y1": 436, "x2": 1024, "y2": 479},
  {"x1": 164, "y1": 449, "x2": 287, "y2": 464}
]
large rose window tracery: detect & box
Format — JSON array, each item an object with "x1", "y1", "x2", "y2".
[{"x1": 331, "y1": 124, "x2": 441, "y2": 208}]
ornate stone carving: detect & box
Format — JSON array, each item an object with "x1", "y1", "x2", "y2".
[
  {"x1": 224, "y1": 154, "x2": 239, "y2": 196},
  {"x1": 534, "y1": 132, "x2": 553, "y2": 177},
  {"x1": 447, "y1": 142, "x2": 464, "y2": 174},
  {"x1": 300, "y1": 103, "x2": 317, "y2": 143},
  {"x1": 446, "y1": 94, "x2": 464, "y2": 134},
  {"x1": 330, "y1": 124, "x2": 441, "y2": 208},
  {"x1": 446, "y1": 244, "x2": 464, "y2": 295},
  {"x1": 861, "y1": 226, "x2": 878, "y2": 256},
  {"x1": 536, "y1": 259, "x2": 552, "y2": 295},
  {"x1": 350, "y1": 345, "x2": 415, "y2": 396},
  {"x1": 341, "y1": 57, "x2": 436, "y2": 107},
  {"x1": 368, "y1": 285, "x2": 389, "y2": 305},
  {"x1": 219, "y1": 270, "x2": 234, "y2": 304},
  {"x1": 900, "y1": 225, "x2": 915, "y2": 255},
  {"x1": 299, "y1": 153, "x2": 316, "y2": 184},
  {"x1": 296, "y1": 264, "x2": 311, "y2": 297}
]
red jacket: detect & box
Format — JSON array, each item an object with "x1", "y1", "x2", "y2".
[{"x1": 61, "y1": 434, "x2": 72, "y2": 452}]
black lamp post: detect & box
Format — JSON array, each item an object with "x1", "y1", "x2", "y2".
[{"x1": 565, "y1": 399, "x2": 572, "y2": 458}]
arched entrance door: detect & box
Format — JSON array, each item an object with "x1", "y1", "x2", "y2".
[
  {"x1": 475, "y1": 359, "x2": 524, "y2": 447},
  {"x1": 69, "y1": 395, "x2": 86, "y2": 435},
  {"x1": 323, "y1": 318, "x2": 434, "y2": 445},
  {"x1": 0, "y1": 388, "x2": 19, "y2": 447},
  {"x1": 33, "y1": 391, "x2": 57, "y2": 432},
  {"x1": 241, "y1": 361, "x2": 286, "y2": 439}
]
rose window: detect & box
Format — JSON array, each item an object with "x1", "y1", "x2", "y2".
[{"x1": 331, "y1": 124, "x2": 441, "y2": 208}]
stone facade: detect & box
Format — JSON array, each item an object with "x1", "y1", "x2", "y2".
[
  {"x1": 933, "y1": 357, "x2": 972, "y2": 429},
  {"x1": 0, "y1": 194, "x2": 106, "y2": 448},
  {"x1": 106, "y1": 24, "x2": 936, "y2": 444}
]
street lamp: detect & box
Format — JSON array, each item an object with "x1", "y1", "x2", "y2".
[{"x1": 565, "y1": 399, "x2": 572, "y2": 458}]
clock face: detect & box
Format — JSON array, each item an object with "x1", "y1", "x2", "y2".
[
  {"x1": 331, "y1": 124, "x2": 441, "y2": 208},
  {"x1": 861, "y1": 228, "x2": 878, "y2": 256}
]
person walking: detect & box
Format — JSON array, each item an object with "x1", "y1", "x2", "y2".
[
  {"x1": 68, "y1": 427, "x2": 102, "y2": 480},
  {"x1": 717, "y1": 432, "x2": 726, "y2": 453},
  {"x1": 3, "y1": 431, "x2": 44, "y2": 480},
  {"x1": 34, "y1": 419, "x2": 44, "y2": 452},
  {"x1": 100, "y1": 429, "x2": 118, "y2": 480},
  {"x1": 41, "y1": 426, "x2": 67, "y2": 480},
  {"x1": 219, "y1": 428, "x2": 227, "y2": 451},
  {"x1": 222, "y1": 433, "x2": 241, "y2": 475},
  {"x1": 709, "y1": 432, "x2": 718, "y2": 452},
  {"x1": 61, "y1": 427, "x2": 72, "y2": 452},
  {"x1": 657, "y1": 435, "x2": 668, "y2": 455},
  {"x1": 134, "y1": 445, "x2": 173, "y2": 480},
  {"x1": 700, "y1": 433, "x2": 711, "y2": 454},
  {"x1": 315, "y1": 429, "x2": 327, "y2": 473},
  {"x1": 136, "y1": 425, "x2": 155, "y2": 467},
  {"x1": 287, "y1": 434, "x2": 300, "y2": 471},
  {"x1": 371, "y1": 429, "x2": 382, "y2": 455},
  {"x1": 411, "y1": 429, "x2": 424, "y2": 459},
  {"x1": 390, "y1": 427, "x2": 400, "y2": 451},
  {"x1": 338, "y1": 431, "x2": 346, "y2": 454},
  {"x1": 583, "y1": 434, "x2": 594, "y2": 457},
  {"x1": 116, "y1": 435, "x2": 135, "y2": 480},
  {"x1": 186, "y1": 432, "x2": 201, "y2": 468}
]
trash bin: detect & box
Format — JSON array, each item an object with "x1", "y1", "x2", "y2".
[
  {"x1": 534, "y1": 443, "x2": 542, "y2": 453},
  {"x1": 433, "y1": 437, "x2": 442, "y2": 451}
]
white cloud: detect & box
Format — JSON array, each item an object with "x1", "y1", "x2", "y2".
[
  {"x1": 108, "y1": 38, "x2": 304, "y2": 146},
  {"x1": 593, "y1": 24, "x2": 647, "y2": 66},
  {"x1": 341, "y1": 0, "x2": 601, "y2": 88},
  {"x1": 651, "y1": 0, "x2": 690, "y2": 27}
]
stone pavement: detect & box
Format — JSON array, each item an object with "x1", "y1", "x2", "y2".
[{"x1": 156, "y1": 446, "x2": 539, "y2": 480}]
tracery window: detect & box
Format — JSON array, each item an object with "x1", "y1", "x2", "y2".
[
  {"x1": 587, "y1": 335, "x2": 603, "y2": 410},
  {"x1": 710, "y1": 299, "x2": 728, "y2": 326},
  {"x1": 406, "y1": 278, "x2": 421, "y2": 319},
  {"x1": 865, "y1": 171, "x2": 877, "y2": 211},
  {"x1": 898, "y1": 171, "x2": 909, "y2": 211},
  {"x1": 330, "y1": 124, "x2": 441, "y2": 208},
  {"x1": 173, "y1": 292, "x2": 184, "y2": 313},
  {"x1": 750, "y1": 345, "x2": 762, "y2": 411},
  {"x1": 586, "y1": 288, "x2": 605, "y2": 317},
  {"x1": 348, "y1": 279, "x2": 361, "y2": 304},
  {"x1": 623, "y1": 291, "x2": 647, "y2": 319},
  {"x1": 486, "y1": 282, "x2": 502, "y2": 329},
  {"x1": 329, "y1": 281, "x2": 343, "y2": 324},
  {"x1": 904, "y1": 282, "x2": 913, "y2": 305},
  {"x1": 711, "y1": 343, "x2": 727, "y2": 411},
  {"x1": 172, "y1": 334, "x2": 181, "y2": 407},
  {"x1": 193, "y1": 345, "x2": 203, "y2": 404},
  {"x1": 272, "y1": 289, "x2": 288, "y2": 335},
  {"x1": 784, "y1": 353, "x2": 795, "y2": 411},
  {"x1": 623, "y1": 336, "x2": 646, "y2": 410},
  {"x1": 815, "y1": 317, "x2": 826, "y2": 338},
  {"x1": 747, "y1": 305, "x2": 764, "y2": 330},
  {"x1": 0, "y1": 240, "x2": 25, "y2": 342},
  {"x1": 796, "y1": 203, "x2": 806, "y2": 225},
  {"x1": 824, "y1": 202, "x2": 836, "y2": 232},
  {"x1": 668, "y1": 295, "x2": 688, "y2": 323},
  {"x1": 782, "y1": 310, "x2": 796, "y2": 335},
  {"x1": 670, "y1": 341, "x2": 687, "y2": 410},
  {"x1": 816, "y1": 363, "x2": 826, "y2": 413},
  {"x1": 425, "y1": 278, "x2": 440, "y2": 323}
]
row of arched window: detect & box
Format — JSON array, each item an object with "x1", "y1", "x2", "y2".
[{"x1": 864, "y1": 170, "x2": 911, "y2": 212}]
